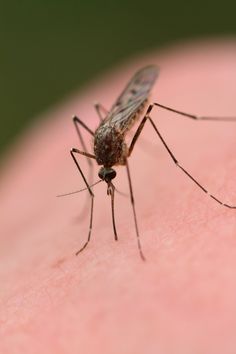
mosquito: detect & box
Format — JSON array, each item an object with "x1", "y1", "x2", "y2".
[{"x1": 61, "y1": 65, "x2": 236, "y2": 261}]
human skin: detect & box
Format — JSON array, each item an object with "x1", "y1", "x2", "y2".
[{"x1": 0, "y1": 40, "x2": 236, "y2": 354}]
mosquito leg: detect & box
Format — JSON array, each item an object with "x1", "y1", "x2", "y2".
[
  {"x1": 73, "y1": 115, "x2": 94, "y2": 165},
  {"x1": 94, "y1": 102, "x2": 108, "y2": 121},
  {"x1": 129, "y1": 104, "x2": 236, "y2": 209},
  {"x1": 147, "y1": 116, "x2": 236, "y2": 208},
  {"x1": 73, "y1": 116, "x2": 95, "y2": 218},
  {"x1": 125, "y1": 160, "x2": 145, "y2": 261},
  {"x1": 70, "y1": 148, "x2": 96, "y2": 255},
  {"x1": 73, "y1": 115, "x2": 94, "y2": 136},
  {"x1": 153, "y1": 102, "x2": 236, "y2": 122}
]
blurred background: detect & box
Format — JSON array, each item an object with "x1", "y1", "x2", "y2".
[{"x1": 1, "y1": 0, "x2": 236, "y2": 156}]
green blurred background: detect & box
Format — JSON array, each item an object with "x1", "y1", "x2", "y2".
[{"x1": 1, "y1": 0, "x2": 236, "y2": 155}]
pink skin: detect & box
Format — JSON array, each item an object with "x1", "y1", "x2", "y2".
[{"x1": 1, "y1": 40, "x2": 236, "y2": 354}]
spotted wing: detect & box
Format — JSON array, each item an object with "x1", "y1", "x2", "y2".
[{"x1": 103, "y1": 65, "x2": 159, "y2": 133}]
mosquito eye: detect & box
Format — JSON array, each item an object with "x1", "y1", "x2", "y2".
[
  {"x1": 108, "y1": 170, "x2": 116, "y2": 180},
  {"x1": 98, "y1": 170, "x2": 104, "y2": 180}
]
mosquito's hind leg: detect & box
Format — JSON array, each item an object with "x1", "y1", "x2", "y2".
[
  {"x1": 153, "y1": 102, "x2": 236, "y2": 122},
  {"x1": 70, "y1": 148, "x2": 96, "y2": 255},
  {"x1": 148, "y1": 115, "x2": 236, "y2": 209},
  {"x1": 129, "y1": 104, "x2": 236, "y2": 209}
]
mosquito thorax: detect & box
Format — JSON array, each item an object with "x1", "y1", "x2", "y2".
[
  {"x1": 94, "y1": 124, "x2": 127, "y2": 166},
  {"x1": 98, "y1": 167, "x2": 117, "y2": 183}
]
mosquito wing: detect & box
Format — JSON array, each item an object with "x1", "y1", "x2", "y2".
[{"x1": 103, "y1": 65, "x2": 159, "y2": 133}]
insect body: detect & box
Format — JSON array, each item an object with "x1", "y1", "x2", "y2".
[
  {"x1": 66, "y1": 65, "x2": 236, "y2": 261},
  {"x1": 94, "y1": 66, "x2": 157, "y2": 167}
]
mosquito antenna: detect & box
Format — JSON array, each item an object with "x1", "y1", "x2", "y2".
[{"x1": 57, "y1": 180, "x2": 102, "y2": 197}]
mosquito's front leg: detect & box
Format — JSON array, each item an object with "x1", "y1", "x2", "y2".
[
  {"x1": 70, "y1": 148, "x2": 96, "y2": 255},
  {"x1": 72, "y1": 116, "x2": 94, "y2": 166},
  {"x1": 72, "y1": 116, "x2": 96, "y2": 218}
]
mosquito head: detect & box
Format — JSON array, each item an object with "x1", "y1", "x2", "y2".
[{"x1": 98, "y1": 167, "x2": 117, "y2": 183}]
